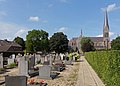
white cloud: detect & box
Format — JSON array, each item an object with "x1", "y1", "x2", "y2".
[
  {"x1": 58, "y1": 27, "x2": 68, "y2": 33},
  {"x1": 29, "y1": 16, "x2": 39, "y2": 22},
  {"x1": 15, "y1": 29, "x2": 27, "y2": 37},
  {"x1": 0, "y1": 22, "x2": 28, "y2": 40},
  {"x1": 96, "y1": 34, "x2": 103, "y2": 37},
  {"x1": 101, "y1": 3, "x2": 120, "y2": 12},
  {"x1": 109, "y1": 32, "x2": 114, "y2": 37},
  {"x1": 96, "y1": 32, "x2": 114, "y2": 37}
]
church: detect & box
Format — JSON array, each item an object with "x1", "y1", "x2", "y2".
[{"x1": 68, "y1": 11, "x2": 111, "y2": 51}]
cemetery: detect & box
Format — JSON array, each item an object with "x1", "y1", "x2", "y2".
[{"x1": 0, "y1": 52, "x2": 80, "y2": 86}]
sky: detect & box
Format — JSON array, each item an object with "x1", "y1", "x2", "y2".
[{"x1": 0, "y1": 0, "x2": 120, "y2": 41}]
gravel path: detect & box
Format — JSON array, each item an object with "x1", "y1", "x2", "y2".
[{"x1": 29, "y1": 62, "x2": 80, "y2": 86}]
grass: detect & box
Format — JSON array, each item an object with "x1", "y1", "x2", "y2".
[{"x1": 7, "y1": 63, "x2": 17, "y2": 69}]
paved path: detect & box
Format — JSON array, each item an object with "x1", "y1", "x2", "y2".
[{"x1": 76, "y1": 56, "x2": 105, "y2": 86}]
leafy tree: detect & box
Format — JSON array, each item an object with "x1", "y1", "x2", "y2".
[
  {"x1": 111, "y1": 36, "x2": 120, "y2": 50},
  {"x1": 26, "y1": 29, "x2": 49, "y2": 52},
  {"x1": 49, "y1": 32, "x2": 69, "y2": 53},
  {"x1": 80, "y1": 37, "x2": 95, "y2": 52},
  {"x1": 13, "y1": 36, "x2": 25, "y2": 50}
]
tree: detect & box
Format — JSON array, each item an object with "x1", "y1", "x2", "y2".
[
  {"x1": 26, "y1": 29, "x2": 49, "y2": 52},
  {"x1": 49, "y1": 32, "x2": 69, "y2": 53},
  {"x1": 111, "y1": 36, "x2": 120, "y2": 50},
  {"x1": 80, "y1": 37, "x2": 95, "y2": 52},
  {"x1": 13, "y1": 36, "x2": 25, "y2": 50}
]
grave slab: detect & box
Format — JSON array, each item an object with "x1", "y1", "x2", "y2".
[{"x1": 5, "y1": 76, "x2": 27, "y2": 86}]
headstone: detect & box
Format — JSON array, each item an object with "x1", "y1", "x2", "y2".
[
  {"x1": 49, "y1": 54, "x2": 53, "y2": 67},
  {"x1": 53, "y1": 59, "x2": 65, "y2": 72},
  {"x1": 43, "y1": 55, "x2": 49, "y2": 65},
  {"x1": 44, "y1": 55, "x2": 48, "y2": 61},
  {"x1": 5, "y1": 76, "x2": 27, "y2": 86},
  {"x1": 60, "y1": 53, "x2": 64, "y2": 60},
  {"x1": 35, "y1": 54, "x2": 41, "y2": 65},
  {"x1": 28, "y1": 55, "x2": 35, "y2": 70},
  {"x1": 41, "y1": 57, "x2": 45, "y2": 64},
  {"x1": 12, "y1": 54, "x2": 15, "y2": 59},
  {"x1": 16, "y1": 54, "x2": 22, "y2": 63},
  {"x1": 65, "y1": 57, "x2": 72, "y2": 65},
  {"x1": 0, "y1": 53, "x2": 3, "y2": 68},
  {"x1": 73, "y1": 56, "x2": 77, "y2": 62},
  {"x1": 8, "y1": 57, "x2": 14, "y2": 65},
  {"x1": 38, "y1": 65, "x2": 51, "y2": 79},
  {"x1": 18, "y1": 56, "x2": 28, "y2": 76}
]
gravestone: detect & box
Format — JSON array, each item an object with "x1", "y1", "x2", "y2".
[
  {"x1": 65, "y1": 57, "x2": 73, "y2": 65},
  {"x1": 16, "y1": 54, "x2": 22, "y2": 63},
  {"x1": 38, "y1": 65, "x2": 59, "y2": 80},
  {"x1": 41, "y1": 57, "x2": 45, "y2": 64},
  {"x1": 35, "y1": 54, "x2": 41, "y2": 65},
  {"x1": 5, "y1": 76, "x2": 27, "y2": 86},
  {"x1": 53, "y1": 59, "x2": 65, "y2": 72},
  {"x1": 28, "y1": 55, "x2": 35, "y2": 70},
  {"x1": 0, "y1": 53, "x2": 3, "y2": 68},
  {"x1": 73, "y1": 56, "x2": 77, "y2": 62},
  {"x1": 43, "y1": 55, "x2": 49, "y2": 65},
  {"x1": 38, "y1": 65, "x2": 51, "y2": 79},
  {"x1": 60, "y1": 53, "x2": 64, "y2": 60},
  {"x1": 28, "y1": 54, "x2": 39, "y2": 77},
  {"x1": 8, "y1": 56, "x2": 14, "y2": 65},
  {"x1": 49, "y1": 54, "x2": 53, "y2": 67},
  {"x1": 12, "y1": 54, "x2": 15, "y2": 59},
  {"x1": 18, "y1": 56, "x2": 28, "y2": 76}
]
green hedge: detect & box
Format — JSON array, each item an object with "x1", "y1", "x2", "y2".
[{"x1": 85, "y1": 50, "x2": 120, "y2": 86}]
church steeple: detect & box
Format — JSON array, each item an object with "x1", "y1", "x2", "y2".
[
  {"x1": 103, "y1": 10, "x2": 110, "y2": 49},
  {"x1": 80, "y1": 29, "x2": 83, "y2": 37},
  {"x1": 103, "y1": 10, "x2": 109, "y2": 38},
  {"x1": 104, "y1": 10, "x2": 109, "y2": 28}
]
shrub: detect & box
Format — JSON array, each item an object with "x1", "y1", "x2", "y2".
[{"x1": 85, "y1": 50, "x2": 120, "y2": 86}]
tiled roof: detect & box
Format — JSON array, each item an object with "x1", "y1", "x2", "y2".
[
  {"x1": 0, "y1": 40, "x2": 22, "y2": 52},
  {"x1": 89, "y1": 37, "x2": 103, "y2": 42}
]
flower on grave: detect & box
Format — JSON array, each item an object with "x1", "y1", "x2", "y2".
[
  {"x1": 29, "y1": 79, "x2": 35, "y2": 84},
  {"x1": 40, "y1": 80, "x2": 44, "y2": 84}
]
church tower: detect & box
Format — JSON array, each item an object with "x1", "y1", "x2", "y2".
[{"x1": 103, "y1": 10, "x2": 110, "y2": 49}]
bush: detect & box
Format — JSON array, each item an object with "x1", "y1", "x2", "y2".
[{"x1": 85, "y1": 50, "x2": 120, "y2": 86}]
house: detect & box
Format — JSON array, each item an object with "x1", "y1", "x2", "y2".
[{"x1": 0, "y1": 39, "x2": 22, "y2": 52}]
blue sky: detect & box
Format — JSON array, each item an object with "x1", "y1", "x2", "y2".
[{"x1": 0, "y1": 0, "x2": 120, "y2": 40}]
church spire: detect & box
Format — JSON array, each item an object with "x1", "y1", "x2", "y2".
[
  {"x1": 104, "y1": 10, "x2": 109, "y2": 29},
  {"x1": 80, "y1": 29, "x2": 83, "y2": 37},
  {"x1": 103, "y1": 10, "x2": 110, "y2": 49}
]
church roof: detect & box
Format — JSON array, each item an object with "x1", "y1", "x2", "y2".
[{"x1": 89, "y1": 37, "x2": 103, "y2": 42}]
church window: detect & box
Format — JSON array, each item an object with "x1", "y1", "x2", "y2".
[{"x1": 104, "y1": 33, "x2": 108, "y2": 37}]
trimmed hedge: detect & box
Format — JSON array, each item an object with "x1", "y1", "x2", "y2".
[{"x1": 85, "y1": 50, "x2": 120, "y2": 86}]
